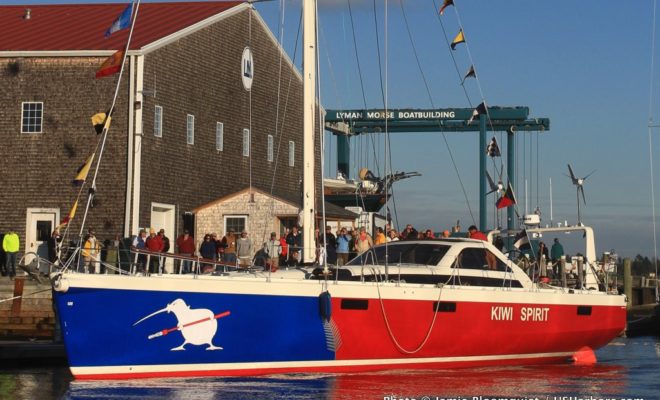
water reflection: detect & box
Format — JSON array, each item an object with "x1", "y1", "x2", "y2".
[{"x1": 2, "y1": 337, "x2": 659, "y2": 400}]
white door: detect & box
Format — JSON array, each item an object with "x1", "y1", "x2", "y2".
[
  {"x1": 25, "y1": 208, "x2": 59, "y2": 266},
  {"x1": 150, "y1": 202, "x2": 175, "y2": 273}
]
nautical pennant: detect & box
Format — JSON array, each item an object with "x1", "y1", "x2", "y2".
[
  {"x1": 91, "y1": 112, "x2": 112, "y2": 135},
  {"x1": 72, "y1": 153, "x2": 95, "y2": 187},
  {"x1": 96, "y1": 48, "x2": 125, "y2": 79},
  {"x1": 496, "y1": 182, "x2": 517, "y2": 209},
  {"x1": 462, "y1": 65, "x2": 476, "y2": 83},
  {"x1": 487, "y1": 136, "x2": 501, "y2": 157},
  {"x1": 59, "y1": 200, "x2": 79, "y2": 226},
  {"x1": 467, "y1": 102, "x2": 486, "y2": 124},
  {"x1": 451, "y1": 29, "x2": 465, "y2": 50},
  {"x1": 439, "y1": 0, "x2": 454, "y2": 15},
  {"x1": 104, "y1": 3, "x2": 133, "y2": 38}
]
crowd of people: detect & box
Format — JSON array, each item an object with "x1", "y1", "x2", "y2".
[{"x1": 2, "y1": 220, "x2": 568, "y2": 278}]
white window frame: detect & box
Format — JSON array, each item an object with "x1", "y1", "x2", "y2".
[
  {"x1": 267, "y1": 134, "x2": 274, "y2": 162},
  {"x1": 242, "y1": 128, "x2": 250, "y2": 157},
  {"x1": 288, "y1": 140, "x2": 295, "y2": 167},
  {"x1": 21, "y1": 101, "x2": 43, "y2": 133},
  {"x1": 154, "y1": 105, "x2": 163, "y2": 137},
  {"x1": 224, "y1": 215, "x2": 247, "y2": 234},
  {"x1": 216, "y1": 122, "x2": 224, "y2": 151},
  {"x1": 186, "y1": 114, "x2": 195, "y2": 145}
]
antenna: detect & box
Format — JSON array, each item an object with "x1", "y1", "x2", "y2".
[{"x1": 549, "y1": 177, "x2": 553, "y2": 227}]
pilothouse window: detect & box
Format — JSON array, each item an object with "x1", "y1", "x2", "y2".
[{"x1": 346, "y1": 243, "x2": 449, "y2": 266}]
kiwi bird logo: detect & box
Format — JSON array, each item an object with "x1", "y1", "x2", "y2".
[{"x1": 134, "y1": 299, "x2": 230, "y2": 351}]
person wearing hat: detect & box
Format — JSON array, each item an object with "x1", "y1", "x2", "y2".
[
  {"x1": 264, "y1": 232, "x2": 280, "y2": 272},
  {"x1": 236, "y1": 230, "x2": 252, "y2": 269}
]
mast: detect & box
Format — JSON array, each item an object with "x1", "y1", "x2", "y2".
[{"x1": 302, "y1": 0, "x2": 317, "y2": 263}]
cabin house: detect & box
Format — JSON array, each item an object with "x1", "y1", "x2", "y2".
[{"x1": 0, "y1": 2, "x2": 344, "y2": 263}]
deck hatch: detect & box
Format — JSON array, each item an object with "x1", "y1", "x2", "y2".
[
  {"x1": 433, "y1": 301, "x2": 457, "y2": 312},
  {"x1": 577, "y1": 306, "x2": 592, "y2": 316},
  {"x1": 341, "y1": 299, "x2": 369, "y2": 310}
]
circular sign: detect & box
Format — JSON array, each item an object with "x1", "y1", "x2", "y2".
[{"x1": 241, "y1": 47, "x2": 254, "y2": 91}]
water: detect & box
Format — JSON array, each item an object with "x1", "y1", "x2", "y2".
[{"x1": 1, "y1": 336, "x2": 659, "y2": 400}]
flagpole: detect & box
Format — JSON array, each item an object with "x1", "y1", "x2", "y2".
[{"x1": 78, "y1": 0, "x2": 141, "y2": 240}]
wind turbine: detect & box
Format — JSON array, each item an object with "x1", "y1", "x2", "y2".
[
  {"x1": 486, "y1": 165, "x2": 504, "y2": 228},
  {"x1": 566, "y1": 164, "x2": 595, "y2": 226}
]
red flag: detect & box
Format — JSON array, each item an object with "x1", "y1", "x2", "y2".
[
  {"x1": 96, "y1": 49, "x2": 125, "y2": 79},
  {"x1": 496, "y1": 183, "x2": 517, "y2": 209},
  {"x1": 439, "y1": 0, "x2": 454, "y2": 15}
]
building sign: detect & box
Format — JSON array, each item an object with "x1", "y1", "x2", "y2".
[
  {"x1": 327, "y1": 109, "x2": 465, "y2": 121},
  {"x1": 241, "y1": 47, "x2": 253, "y2": 91}
]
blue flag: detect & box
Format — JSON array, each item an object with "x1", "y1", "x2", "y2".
[{"x1": 104, "y1": 3, "x2": 133, "y2": 38}]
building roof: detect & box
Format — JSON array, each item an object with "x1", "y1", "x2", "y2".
[
  {"x1": 0, "y1": 2, "x2": 243, "y2": 52},
  {"x1": 193, "y1": 187, "x2": 358, "y2": 220}
]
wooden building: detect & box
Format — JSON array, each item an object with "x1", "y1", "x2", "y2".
[{"x1": 0, "y1": 2, "x2": 350, "y2": 262}]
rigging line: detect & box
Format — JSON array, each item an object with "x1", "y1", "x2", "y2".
[
  {"x1": 261, "y1": 0, "x2": 288, "y2": 242},
  {"x1": 451, "y1": 1, "x2": 486, "y2": 108},
  {"x1": 648, "y1": 0, "x2": 659, "y2": 301},
  {"x1": 431, "y1": 0, "x2": 472, "y2": 107},
  {"x1": 248, "y1": 3, "x2": 253, "y2": 198},
  {"x1": 368, "y1": 0, "x2": 385, "y2": 176},
  {"x1": 78, "y1": 0, "x2": 141, "y2": 239},
  {"x1": 267, "y1": 4, "x2": 302, "y2": 234},
  {"x1": 316, "y1": 0, "x2": 329, "y2": 266},
  {"x1": 399, "y1": 0, "x2": 476, "y2": 225},
  {"x1": 536, "y1": 131, "x2": 540, "y2": 208},
  {"x1": 346, "y1": 0, "x2": 368, "y2": 109}
]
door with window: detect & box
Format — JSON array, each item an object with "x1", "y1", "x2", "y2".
[{"x1": 25, "y1": 208, "x2": 59, "y2": 265}]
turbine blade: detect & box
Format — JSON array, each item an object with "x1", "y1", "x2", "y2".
[
  {"x1": 568, "y1": 164, "x2": 577, "y2": 181},
  {"x1": 579, "y1": 185, "x2": 586, "y2": 205},
  {"x1": 583, "y1": 170, "x2": 596, "y2": 180}
]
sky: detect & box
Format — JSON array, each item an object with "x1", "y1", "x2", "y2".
[{"x1": 8, "y1": 0, "x2": 660, "y2": 258}]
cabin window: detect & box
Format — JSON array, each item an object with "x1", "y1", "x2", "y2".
[
  {"x1": 154, "y1": 105, "x2": 163, "y2": 137},
  {"x1": 267, "y1": 134, "x2": 274, "y2": 162},
  {"x1": 216, "y1": 122, "x2": 224, "y2": 151},
  {"x1": 186, "y1": 114, "x2": 194, "y2": 145},
  {"x1": 224, "y1": 216, "x2": 247, "y2": 234},
  {"x1": 243, "y1": 128, "x2": 250, "y2": 157},
  {"x1": 21, "y1": 102, "x2": 43, "y2": 133},
  {"x1": 346, "y1": 243, "x2": 450, "y2": 266},
  {"x1": 288, "y1": 141, "x2": 295, "y2": 167},
  {"x1": 455, "y1": 248, "x2": 508, "y2": 271}
]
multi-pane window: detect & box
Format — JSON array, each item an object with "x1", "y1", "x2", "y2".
[
  {"x1": 288, "y1": 141, "x2": 295, "y2": 167},
  {"x1": 267, "y1": 134, "x2": 274, "y2": 162},
  {"x1": 186, "y1": 114, "x2": 194, "y2": 145},
  {"x1": 154, "y1": 105, "x2": 162, "y2": 137},
  {"x1": 21, "y1": 102, "x2": 43, "y2": 133},
  {"x1": 225, "y1": 216, "x2": 246, "y2": 234},
  {"x1": 216, "y1": 122, "x2": 224, "y2": 151},
  {"x1": 242, "y1": 128, "x2": 250, "y2": 157}
]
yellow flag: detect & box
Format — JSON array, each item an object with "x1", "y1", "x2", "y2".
[
  {"x1": 72, "y1": 153, "x2": 95, "y2": 186},
  {"x1": 451, "y1": 29, "x2": 465, "y2": 50}
]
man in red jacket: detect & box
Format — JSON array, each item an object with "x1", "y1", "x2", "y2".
[
  {"x1": 145, "y1": 228, "x2": 164, "y2": 273},
  {"x1": 176, "y1": 229, "x2": 195, "y2": 274}
]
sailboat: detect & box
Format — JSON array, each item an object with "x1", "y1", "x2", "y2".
[{"x1": 51, "y1": 0, "x2": 626, "y2": 380}]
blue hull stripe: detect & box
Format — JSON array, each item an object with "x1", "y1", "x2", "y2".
[{"x1": 55, "y1": 288, "x2": 335, "y2": 367}]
